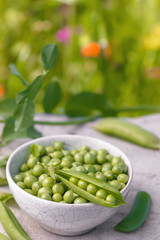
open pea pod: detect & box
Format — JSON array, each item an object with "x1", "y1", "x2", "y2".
[
  {"x1": 0, "y1": 191, "x2": 13, "y2": 203},
  {"x1": 55, "y1": 169, "x2": 126, "y2": 208}
]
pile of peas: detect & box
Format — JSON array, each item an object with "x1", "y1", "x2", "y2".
[{"x1": 14, "y1": 142, "x2": 128, "y2": 204}]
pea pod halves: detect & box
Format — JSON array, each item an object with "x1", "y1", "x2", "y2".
[
  {"x1": 0, "y1": 201, "x2": 31, "y2": 240},
  {"x1": 54, "y1": 169, "x2": 126, "y2": 208},
  {"x1": 114, "y1": 191, "x2": 151, "y2": 232},
  {"x1": 95, "y1": 117, "x2": 160, "y2": 149}
]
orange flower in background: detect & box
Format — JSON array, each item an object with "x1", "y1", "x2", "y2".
[
  {"x1": 146, "y1": 67, "x2": 160, "y2": 80},
  {"x1": 0, "y1": 84, "x2": 5, "y2": 98},
  {"x1": 81, "y1": 42, "x2": 101, "y2": 58}
]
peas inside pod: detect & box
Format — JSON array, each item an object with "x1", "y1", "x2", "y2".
[{"x1": 14, "y1": 142, "x2": 129, "y2": 207}]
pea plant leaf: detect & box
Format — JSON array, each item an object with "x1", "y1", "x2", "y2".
[
  {"x1": 16, "y1": 75, "x2": 44, "y2": 104},
  {"x1": 14, "y1": 100, "x2": 35, "y2": 131},
  {"x1": 43, "y1": 80, "x2": 62, "y2": 113},
  {"x1": 27, "y1": 125, "x2": 42, "y2": 139},
  {"x1": 41, "y1": 43, "x2": 58, "y2": 71},
  {"x1": 1, "y1": 118, "x2": 29, "y2": 144},
  {"x1": 65, "y1": 91, "x2": 116, "y2": 117},
  {"x1": 0, "y1": 99, "x2": 16, "y2": 118},
  {"x1": 9, "y1": 64, "x2": 28, "y2": 86}
]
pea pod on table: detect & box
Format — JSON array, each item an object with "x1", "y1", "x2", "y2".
[
  {"x1": 50, "y1": 169, "x2": 126, "y2": 208},
  {"x1": 0, "y1": 201, "x2": 31, "y2": 240},
  {"x1": 114, "y1": 191, "x2": 151, "y2": 232},
  {"x1": 0, "y1": 233, "x2": 10, "y2": 240},
  {"x1": 95, "y1": 117, "x2": 160, "y2": 149}
]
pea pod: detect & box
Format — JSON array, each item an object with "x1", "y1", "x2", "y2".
[
  {"x1": 114, "y1": 191, "x2": 151, "y2": 232},
  {"x1": 0, "y1": 191, "x2": 13, "y2": 203},
  {"x1": 0, "y1": 201, "x2": 31, "y2": 240},
  {"x1": 95, "y1": 117, "x2": 160, "y2": 149},
  {"x1": 0, "y1": 233, "x2": 10, "y2": 240},
  {"x1": 0, "y1": 178, "x2": 8, "y2": 186},
  {"x1": 0, "y1": 156, "x2": 9, "y2": 168},
  {"x1": 52, "y1": 169, "x2": 126, "y2": 208}
]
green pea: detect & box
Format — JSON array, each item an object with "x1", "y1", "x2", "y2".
[
  {"x1": 38, "y1": 145, "x2": 46, "y2": 156},
  {"x1": 112, "y1": 157, "x2": 122, "y2": 166},
  {"x1": 74, "y1": 153, "x2": 84, "y2": 164},
  {"x1": 45, "y1": 146, "x2": 54, "y2": 154},
  {"x1": 54, "y1": 141, "x2": 64, "y2": 150},
  {"x1": 52, "y1": 193, "x2": 63, "y2": 202},
  {"x1": 14, "y1": 174, "x2": 24, "y2": 183},
  {"x1": 69, "y1": 176, "x2": 79, "y2": 185},
  {"x1": 41, "y1": 193, "x2": 52, "y2": 201},
  {"x1": 50, "y1": 151, "x2": 64, "y2": 159},
  {"x1": 90, "y1": 149, "x2": 97, "y2": 156},
  {"x1": 118, "y1": 162, "x2": 128, "y2": 173},
  {"x1": 74, "y1": 197, "x2": 87, "y2": 204},
  {"x1": 38, "y1": 187, "x2": 52, "y2": 197},
  {"x1": 84, "y1": 164, "x2": 96, "y2": 173},
  {"x1": 117, "y1": 174, "x2": 128, "y2": 183},
  {"x1": 72, "y1": 162, "x2": 81, "y2": 167},
  {"x1": 71, "y1": 149, "x2": 79, "y2": 155},
  {"x1": 41, "y1": 156, "x2": 50, "y2": 165},
  {"x1": 24, "y1": 175, "x2": 37, "y2": 189},
  {"x1": 106, "y1": 194, "x2": 117, "y2": 204},
  {"x1": 102, "y1": 163, "x2": 112, "y2": 172},
  {"x1": 120, "y1": 183, "x2": 126, "y2": 190},
  {"x1": 75, "y1": 166, "x2": 88, "y2": 173},
  {"x1": 112, "y1": 165, "x2": 123, "y2": 175},
  {"x1": 32, "y1": 181, "x2": 42, "y2": 194},
  {"x1": 78, "y1": 179, "x2": 88, "y2": 190},
  {"x1": 98, "y1": 149, "x2": 108, "y2": 155},
  {"x1": 16, "y1": 181, "x2": 26, "y2": 189},
  {"x1": 80, "y1": 150, "x2": 88, "y2": 156},
  {"x1": 24, "y1": 189, "x2": 34, "y2": 195},
  {"x1": 80, "y1": 145, "x2": 90, "y2": 152},
  {"x1": 20, "y1": 163, "x2": 29, "y2": 172},
  {"x1": 96, "y1": 154, "x2": 107, "y2": 164},
  {"x1": 95, "y1": 172, "x2": 106, "y2": 181},
  {"x1": 96, "y1": 189, "x2": 108, "y2": 200},
  {"x1": 63, "y1": 190, "x2": 75, "y2": 203},
  {"x1": 42, "y1": 177, "x2": 55, "y2": 188},
  {"x1": 109, "y1": 180, "x2": 121, "y2": 190},
  {"x1": 27, "y1": 156, "x2": 39, "y2": 169},
  {"x1": 84, "y1": 153, "x2": 96, "y2": 164},
  {"x1": 38, "y1": 174, "x2": 48, "y2": 183},
  {"x1": 48, "y1": 158, "x2": 61, "y2": 167},
  {"x1": 62, "y1": 150, "x2": 71, "y2": 156},
  {"x1": 32, "y1": 165, "x2": 45, "y2": 177},
  {"x1": 103, "y1": 170, "x2": 114, "y2": 180},
  {"x1": 106, "y1": 154, "x2": 113, "y2": 162},
  {"x1": 93, "y1": 164, "x2": 102, "y2": 172},
  {"x1": 23, "y1": 170, "x2": 33, "y2": 177},
  {"x1": 87, "y1": 184, "x2": 98, "y2": 195},
  {"x1": 61, "y1": 157, "x2": 73, "y2": 168},
  {"x1": 52, "y1": 183, "x2": 65, "y2": 195}
]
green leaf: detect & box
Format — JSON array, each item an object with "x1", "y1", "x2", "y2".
[
  {"x1": 43, "y1": 80, "x2": 62, "y2": 113},
  {"x1": 1, "y1": 118, "x2": 29, "y2": 144},
  {"x1": 65, "y1": 91, "x2": 115, "y2": 117},
  {"x1": 16, "y1": 75, "x2": 44, "y2": 104},
  {"x1": 0, "y1": 99, "x2": 16, "y2": 118},
  {"x1": 9, "y1": 64, "x2": 28, "y2": 86},
  {"x1": 14, "y1": 100, "x2": 35, "y2": 131},
  {"x1": 27, "y1": 125, "x2": 42, "y2": 139},
  {"x1": 41, "y1": 43, "x2": 58, "y2": 71}
]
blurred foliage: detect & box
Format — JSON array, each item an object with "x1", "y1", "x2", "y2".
[{"x1": 0, "y1": 0, "x2": 160, "y2": 115}]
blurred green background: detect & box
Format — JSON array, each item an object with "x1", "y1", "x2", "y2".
[{"x1": 0, "y1": 0, "x2": 160, "y2": 114}]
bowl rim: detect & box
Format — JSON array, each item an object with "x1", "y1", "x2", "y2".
[{"x1": 6, "y1": 134, "x2": 133, "y2": 207}]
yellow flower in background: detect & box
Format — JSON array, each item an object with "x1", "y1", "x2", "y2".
[{"x1": 144, "y1": 24, "x2": 160, "y2": 50}]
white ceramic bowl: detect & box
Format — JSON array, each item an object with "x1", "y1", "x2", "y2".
[{"x1": 6, "y1": 135, "x2": 132, "y2": 236}]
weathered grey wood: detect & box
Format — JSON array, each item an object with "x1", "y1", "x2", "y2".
[{"x1": 0, "y1": 114, "x2": 160, "y2": 240}]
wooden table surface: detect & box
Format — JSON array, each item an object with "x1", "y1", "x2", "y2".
[{"x1": 0, "y1": 114, "x2": 160, "y2": 240}]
